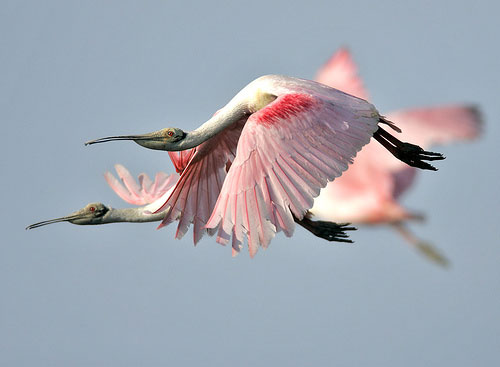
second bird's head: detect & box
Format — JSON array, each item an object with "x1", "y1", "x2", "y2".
[{"x1": 85, "y1": 127, "x2": 186, "y2": 151}]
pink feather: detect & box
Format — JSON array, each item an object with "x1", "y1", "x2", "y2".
[
  {"x1": 104, "y1": 164, "x2": 178, "y2": 206},
  {"x1": 311, "y1": 49, "x2": 482, "y2": 224},
  {"x1": 205, "y1": 88, "x2": 379, "y2": 256},
  {"x1": 314, "y1": 47, "x2": 370, "y2": 101}
]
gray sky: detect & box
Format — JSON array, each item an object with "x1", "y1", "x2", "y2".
[{"x1": 1, "y1": 0, "x2": 499, "y2": 366}]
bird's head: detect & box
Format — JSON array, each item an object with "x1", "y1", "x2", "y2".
[
  {"x1": 85, "y1": 127, "x2": 186, "y2": 151},
  {"x1": 26, "y1": 202, "x2": 110, "y2": 229}
]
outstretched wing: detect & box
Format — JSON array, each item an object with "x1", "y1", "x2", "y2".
[
  {"x1": 151, "y1": 120, "x2": 244, "y2": 244},
  {"x1": 314, "y1": 47, "x2": 369, "y2": 100},
  {"x1": 206, "y1": 92, "x2": 380, "y2": 257},
  {"x1": 312, "y1": 104, "x2": 482, "y2": 223},
  {"x1": 104, "y1": 164, "x2": 178, "y2": 206}
]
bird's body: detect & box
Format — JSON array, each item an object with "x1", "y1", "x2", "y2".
[
  {"x1": 83, "y1": 74, "x2": 443, "y2": 256},
  {"x1": 154, "y1": 75, "x2": 384, "y2": 255},
  {"x1": 124, "y1": 75, "x2": 384, "y2": 254}
]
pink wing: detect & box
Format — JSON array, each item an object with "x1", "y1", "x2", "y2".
[
  {"x1": 310, "y1": 143, "x2": 412, "y2": 224},
  {"x1": 151, "y1": 120, "x2": 244, "y2": 244},
  {"x1": 386, "y1": 105, "x2": 482, "y2": 197},
  {"x1": 312, "y1": 104, "x2": 482, "y2": 223},
  {"x1": 314, "y1": 47, "x2": 370, "y2": 100},
  {"x1": 104, "y1": 164, "x2": 178, "y2": 206},
  {"x1": 206, "y1": 93, "x2": 380, "y2": 257},
  {"x1": 385, "y1": 105, "x2": 482, "y2": 149}
]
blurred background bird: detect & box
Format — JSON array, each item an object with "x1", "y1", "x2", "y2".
[{"x1": 310, "y1": 48, "x2": 482, "y2": 266}]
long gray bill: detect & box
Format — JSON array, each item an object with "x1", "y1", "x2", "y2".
[
  {"x1": 84, "y1": 134, "x2": 164, "y2": 146},
  {"x1": 26, "y1": 214, "x2": 82, "y2": 230}
]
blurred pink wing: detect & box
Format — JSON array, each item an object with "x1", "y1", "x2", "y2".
[
  {"x1": 314, "y1": 104, "x2": 483, "y2": 222},
  {"x1": 151, "y1": 120, "x2": 244, "y2": 244},
  {"x1": 385, "y1": 105, "x2": 482, "y2": 149},
  {"x1": 314, "y1": 47, "x2": 369, "y2": 100},
  {"x1": 313, "y1": 50, "x2": 482, "y2": 223},
  {"x1": 382, "y1": 105, "x2": 482, "y2": 197},
  {"x1": 105, "y1": 164, "x2": 179, "y2": 205},
  {"x1": 310, "y1": 142, "x2": 411, "y2": 224},
  {"x1": 206, "y1": 93, "x2": 379, "y2": 257}
]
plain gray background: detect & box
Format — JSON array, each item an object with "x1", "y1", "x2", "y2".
[{"x1": 1, "y1": 1, "x2": 499, "y2": 366}]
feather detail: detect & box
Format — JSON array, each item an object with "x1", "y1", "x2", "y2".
[
  {"x1": 206, "y1": 92, "x2": 380, "y2": 256},
  {"x1": 154, "y1": 120, "x2": 245, "y2": 244},
  {"x1": 105, "y1": 164, "x2": 178, "y2": 206}
]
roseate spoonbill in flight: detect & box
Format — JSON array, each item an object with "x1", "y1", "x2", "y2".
[
  {"x1": 84, "y1": 74, "x2": 444, "y2": 256},
  {"x1": 26, "y1": 164, "x2": 356, "y2": 244},
  {"x1": 309, "y1": 48, "x2": 482, "y2": 265},
  {"x1": 26, "y1": 166, "x2": 178, "y2": 229}
]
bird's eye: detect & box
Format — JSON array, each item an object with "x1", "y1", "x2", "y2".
[
  {"x1": 167, "y1": 131, "x2": 174, "y2": 137},
  {"x1": 89, "y1": 206, "x2": 96, "y2": 212}
]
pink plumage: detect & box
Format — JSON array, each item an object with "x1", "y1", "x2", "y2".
[
  {"x1": 314, "y1": 47, "x2": 369, "y2": 101},
  {"x1": 150, "y1": 75, "x2": 384, "y2": 255},
  {"x1": 206, "y1": 89, "x2": 378, "y2": 255},
  {"x1": 104, "y1": 164, "x2": 178, "y2": 206},
  {"x1": 153, "y1": 121, "x2": 243, "y2": 244},
  {"x1": 255, "y1": 93, "x2": 316, "y2": 126},
  {"x1": 311, "y1": 49, "x2": 481, "y2": 227},
  {"x1": 94, "y1": 69, "x2": 449, "y2": 258}
]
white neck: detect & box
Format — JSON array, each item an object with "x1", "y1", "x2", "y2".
[
  {"x1": 102, "y1": 207, "x2": 166, "y2": 224},
  {"x1": 174, "y1": 80, "x2": 265, "y2": 150}
]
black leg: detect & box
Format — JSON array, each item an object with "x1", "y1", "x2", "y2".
[
  {"x1": 373, "y1": 125, "x2": 445, "y2": 171},
  {"x1": 294, "y1": 214, "x2": 356, "y2": 243}
]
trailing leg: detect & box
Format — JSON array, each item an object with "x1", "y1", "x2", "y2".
[
  {"x1": 294, "y1": 213, "x2": 356, "y2": 243},
  {"x1": 374, "y1": 120, "x2": 445, "y2": 171}
]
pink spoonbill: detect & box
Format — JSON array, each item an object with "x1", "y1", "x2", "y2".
[
  {"x1": 309, "y1": 48, "x2": 482, "y2": 265},
  {"x1": 26, "y1": 164, "x2": 356, "y2": 244},
  {"x1": 83, "y1": 74, "x2": 444, "y2": 257}
]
